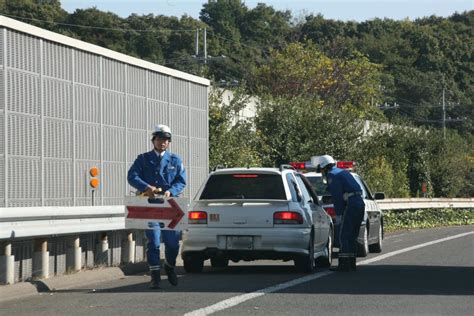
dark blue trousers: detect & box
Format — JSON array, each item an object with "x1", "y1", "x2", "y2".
[{"x1": 339, "y1": 198, "x2": 365, "y2": 256}]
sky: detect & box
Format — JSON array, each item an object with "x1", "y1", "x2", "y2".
[{"x1": 61, "y1": 0, "x2": 473, "y2": 22}]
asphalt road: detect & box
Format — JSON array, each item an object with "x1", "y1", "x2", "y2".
[{"x1": 2, "y1": 225, "x2": 473, "y2": 315}]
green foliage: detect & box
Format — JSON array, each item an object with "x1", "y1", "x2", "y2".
[
  {"x1": 384, "y1": 209, "x2": 474, "y2": 232},
  {"x1": 255, "y1": 95, "x2": 364, "y2": 166},
  {"x1": 208, "y1": 87, "x2": 261, "y2": 171}
]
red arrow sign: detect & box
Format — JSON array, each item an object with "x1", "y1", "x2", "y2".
[{"x1": 126, "y1": 199, "x2": 184, "y2": 229}]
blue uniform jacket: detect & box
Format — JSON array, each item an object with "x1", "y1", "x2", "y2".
[
  {"x1": 327, "y1": 167, "x2": 363, "y2": 216},
  {"x1": 127, "y1": 150, "x2": 186, "y2": 197}
]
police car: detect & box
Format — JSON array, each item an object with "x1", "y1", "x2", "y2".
[
  {"x1": 181, "y1": 166, "x2": 333, "y2": 273},
  {"x1": 290, "y1": 159, "x2": 385, "y2": 257}
]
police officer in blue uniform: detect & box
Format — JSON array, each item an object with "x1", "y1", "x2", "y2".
[
  {"x1": 128, "y1": 124, "x2": 186, "y2": 289},
  {"x1": 316, "y1": 155, "x2": 365, "y2": 272}
]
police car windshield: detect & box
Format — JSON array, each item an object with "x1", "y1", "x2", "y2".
[
  {"x1": 306, "y1": 176, "x2": 330, "y2": 196},
  {"x1": 199, "y1": 174, "x2": 286, "y2": 200}
]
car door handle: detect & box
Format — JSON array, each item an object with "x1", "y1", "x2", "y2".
[{"x1": 233, "y1": 219, "x2": 247, "y2": 224}]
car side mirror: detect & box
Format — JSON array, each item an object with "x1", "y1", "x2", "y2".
[
  {"x1": 374, "y1": 192, "x2": 385, "y2": 200},
  {"x1": 322, "y1": 195, "x2": 333, "y2": 204}
]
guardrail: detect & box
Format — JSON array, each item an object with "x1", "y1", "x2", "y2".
[
  {"x1": 0, "y1": 198, "x2": 472, "y2": 285},
  {"x1": 377, "y1": 198, "x2": 474, "y2": 210}
]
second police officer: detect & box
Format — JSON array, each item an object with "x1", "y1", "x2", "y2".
[
  {"x1": 315, "y1": 154, "x2": 365, "y2": 272},
  {"x1": 127, "y1": 124, "x2": 186, "y2": 289}
]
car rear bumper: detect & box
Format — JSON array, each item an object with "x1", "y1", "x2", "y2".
[{"x1": 181, "y1": 226, "x2": 311, "y2": 259}]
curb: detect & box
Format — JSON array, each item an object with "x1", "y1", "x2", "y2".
[{"x1": 0, "y1": 263, "x2": 149, "y2": 304}]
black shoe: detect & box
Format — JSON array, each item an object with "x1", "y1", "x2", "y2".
[
  {"x1": 165, "y1": 263, "x2": 178, "y2": 286},
  {"x1": 149, "y1": 270, "x2": 161, "y2": 289},
  {"x1": 350, "y1": 257, "x2": 357, "y2": 271},
  {"x1": 330, "y1": 257, "x2": 351, "y2": 272}
]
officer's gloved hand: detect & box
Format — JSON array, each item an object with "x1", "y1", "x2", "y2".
[
  {"x1": 164, "y1": 191, "x2": 171, "y2": 198},
  {"x1": 144, "y1": 186, "x2": 157, "y2": 198}
]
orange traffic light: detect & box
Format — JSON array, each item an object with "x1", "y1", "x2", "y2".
[{"x1": 89, "y1": 166, "x2": 99, "y2": 177}]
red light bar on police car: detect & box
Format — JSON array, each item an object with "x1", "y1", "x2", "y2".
[
  {"x1": 336, "y1": 161, "x2": 355, "y2": 170},
  {"x1": 289, "y1": 161, "x2": 311, "y2": 169}
]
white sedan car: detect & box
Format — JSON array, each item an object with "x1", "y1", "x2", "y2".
[{"x1": 181, "y1": 166, "x2": 333, "y2": 273}]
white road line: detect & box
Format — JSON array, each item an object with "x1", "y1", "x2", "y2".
[{"x1": 184, "y1": 231, "x2": 474, "y2": 316}]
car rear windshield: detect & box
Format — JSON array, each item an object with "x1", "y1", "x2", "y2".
[
  {"x1": 199, "y1": 174, "x2": 286, "y2": 200},
  {"x1": 307, "y1": 176, "x2": 330, "y2": 196}
]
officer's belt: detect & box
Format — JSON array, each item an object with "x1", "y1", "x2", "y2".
[{"x1": 343, "y1": 191, "x2": 362, "y2": 201}]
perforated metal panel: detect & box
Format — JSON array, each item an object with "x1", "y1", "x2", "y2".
[
  {"x1": 0, "y1": 156, "x2": 4, "y2": 207},
  {"x1": 75, "y1": 84, "x2": 100, "y2": 123},
  {"x1": 74, "y1": 50, "x2": 99, "y2": 86},
  {"x1": 0, "y1": 71, "x2": 4, "y2": 111},
  {"x1": 127, "y1": 129, "x2": 148, "y2": 162},
  {"x1": 127, "y1": 65, "x2": 146, "y2": 97},
  {"x1": 80, "y1": 234, "x2": 95, "y2": 268},
  {"x1": 49, "y1": 238, "x2": 67, "y2": 275},
  {"x1": 190, "y1": 84, "x2": 208, "y2": 110},
  {"x1": 45, "y1": 118, "x2": 72, "y2": 158},
  {"x1": 170, "y1": 78, "x2": 188, "y2": 106},
  {"x1": 8, "y1": 113, "x2": 40, "y2": 156},
  {"x1": 2, "y1": 27, "x2": 209, "y2": 208},
  {"x1": 190, "y1": 108, "x2": 207, "y2": 139},
  {"x1": 190, "y1": 138, "x2": 208, "y2": 168},
  {"x1": 127, "y1": 95, "x2": 147, "y2": 129},
  {"x1": 44, "y1": 159, "x2": 72, "y2": 200},
  {"x1": 44, "y1": 78, "x2": 72, "y2": 119},
  {"x1": 43, "y1": 41, "x2": 71, "y2": 80},
  {"x1": 148, "y1": 71, "x2": 168, "y2": 101},
  {"x1": 148, "y1": 100, "x2": 169, "y2": 128},
  {"x1": 0, "y1": 28, "x2": 3, "y2": 66},
  {"x1": 8, "y1": 157, "x2": 40, "y2": 201},
  {"x1": 103, "y1": 58, "x2": 125, "y2": 92},
  {"x1": 7, "y1": 69, "x2": 39, "y2": 115},
  {"x1": 170, "y1": 104, "x2": 188, "y2": 137},
  {"x1": 13, "y1": 241, "x2": 33, "y2": 282},
  {"x1": 189, "y1": 167, "x2": 208, "y2": 199},
  {"x1": 103, "y1": 90, "x2": 125, "y2": 127},
  {"x1": 7, "y1": 30, "x2": 39, "y2": 73},
  {"x1": 104, "y1": 126, "x2": 125, "y2": 162},
  {"x1": 75, "y1": 123, "x2": 100, "y2": 160}
]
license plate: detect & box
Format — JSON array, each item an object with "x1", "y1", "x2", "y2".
[{"x1": 226, "y1": 236, "x2": 253, "y2": 250}]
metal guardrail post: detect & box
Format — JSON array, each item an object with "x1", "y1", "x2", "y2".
[
  {"x1": 122, "y1": 232, "x2": 135, "y2": 264},
  {"x1": 33, "y1": 239, "x2": 49, "y2": 279},
  {"x1": 0, "y1": 243, "x2": 14, "y2": 284},
  {"x1": 96, "y1": 233, "x2": 109, "y2": 265},
  {"x1": 66, "y1": 237, "x2": 82, "y2": 273}
]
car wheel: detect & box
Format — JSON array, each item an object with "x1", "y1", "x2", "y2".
[
  {"x1": 295, "y1": 235, "x2": 315, "y2": 273},
  {"x1": 357, "y1": 224, "x2": 369, "y2": 257},
  {"x1": 183, "y1": 253, "x2": 204, "y2": 273},
  {"x1": 210, "y1": 256, "x2": 229, "y2": 268},
  {"x1": 316, "y1": 230, "x2": 333, "y2": 268},
  {"x1": 369, "y1": 224, "x2": 383, "y2": 253}
]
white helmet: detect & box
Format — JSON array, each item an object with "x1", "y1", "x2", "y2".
[
  {"x1": 151, "y1": 124, "x2": 172, "y2": 141},
  {"x1": 311, "y1": 154, "x2": 336, "y2": 171}
]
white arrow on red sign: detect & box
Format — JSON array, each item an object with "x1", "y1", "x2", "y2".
[{"x1": 126, "y1": 198, "x2": 185, "y2": 229}]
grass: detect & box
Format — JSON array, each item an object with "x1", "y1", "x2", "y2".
[{"x1": 384, "y1": 208, "x2": 474, "y2": 233}]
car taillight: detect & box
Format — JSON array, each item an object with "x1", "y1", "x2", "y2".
[
  {"x1": 273, "y1": 211, "x2": 303, "y2": 224},
  {"x1": 324, "y1": 207, "x2": 336, "y2": 218},
  {"x1": 188, "y1": 211, "x2": 207, "y2": 224}
]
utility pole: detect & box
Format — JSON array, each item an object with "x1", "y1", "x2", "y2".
[
  {"x1": 203, "y1": 28, "x2": 207, "y2": 64},
  {"x1": 195, "y1": 28, "x2": 199, "y2": 57},
  {"x1": 442, "y1": 86, "x2": 446, "y2": 139}
]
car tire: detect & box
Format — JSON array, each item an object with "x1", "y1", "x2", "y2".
[
  {"x1": 316, "y1": 230, "x2": 333, "y2": 268},
  {"x1": 183, "y1": 253, "x2": 204, "y2": 273},
  {"x1": 357, "y1": 224, "x2": 369, "y2": 257},
  {"x1": 369, "y1": 224, "x2": 383, "y2": 253},
  {"x1": 295, "y1": 235, "x2": 315, "y2": 273},
  {"x1": 210, "y1": 256, "x2": 229, "y2": 268}
]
